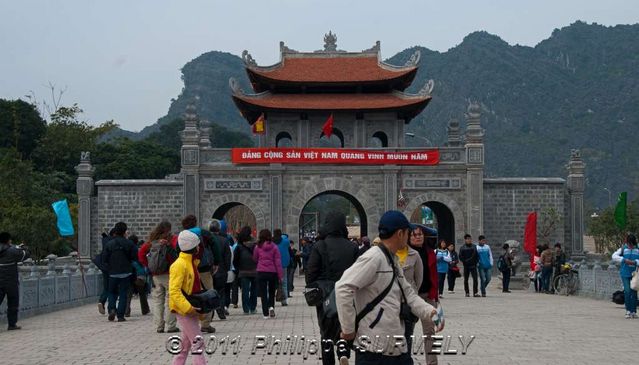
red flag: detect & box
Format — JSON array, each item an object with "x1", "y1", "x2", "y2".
[
  {"x1": 523, "y1": 211, "x2": 537, "y2": 268},
  {"x1": 252, "y1": 113, "x2": 265, "y2": 135},
  {"x1": 322, "y1": 113, "x2": 334, "y2": 137}
]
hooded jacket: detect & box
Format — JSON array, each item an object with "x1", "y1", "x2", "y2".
[
  {"x1": 168, "y1": 252, "x2": 200, "y2": 316},
  {"x1": 253, "y1": 241, "x2": 283, "y2": 280},
  {"x1": 234, "y1": 241, "x2": 257, "y2": 278},
  {"x1": 103, "y1": 236, "x2": 137, "y2": 276},
  {"x1": 275, "y1": 234, "x2": 291, "y2": 269},
  {"x1": 305, "y1": 212, "x2": 359, "y2": 284}
]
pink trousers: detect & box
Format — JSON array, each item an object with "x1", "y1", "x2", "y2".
[{"x1": 172, "y1": 313, "x2": 207, "y2": 365}]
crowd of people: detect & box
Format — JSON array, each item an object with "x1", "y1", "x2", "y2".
[{"x1": 3, "y1": 209, "x2": 637, "y2": 364}]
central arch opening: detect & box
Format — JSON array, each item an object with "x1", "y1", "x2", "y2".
[
  {"x1": 299, "y1": 190, "x2": 367, "y2": 240},
  {"x1": 212, "y1": 202, "x2": 257, "y2": 235},
  {"x1": 409, "y1": 201, "x2": 455, "y2": 245}
]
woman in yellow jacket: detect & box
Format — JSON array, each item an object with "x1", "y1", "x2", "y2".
[{"x1": 169, "y1": 230, "x2": 207, "y2": 365}]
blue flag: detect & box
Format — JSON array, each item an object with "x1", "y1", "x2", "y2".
[{"x1": 52, "y1": 199, "x2": 75, "y2": 236}]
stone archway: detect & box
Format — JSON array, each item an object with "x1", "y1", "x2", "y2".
[
  {"x1": 299, "y1": 190, "x2": 368, "y2": 239},
  {"x1": 403, "y1": 192, "x2": 466, "y2": 245},
  {"x1": 285, "y1": 177, "x2": 381, "y2": 243},
  {"x1": 201, "y1": 194, "x2": 267, "y2": 232}
]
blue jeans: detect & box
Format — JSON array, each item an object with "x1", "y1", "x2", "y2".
[
  {"x1": 240, "y1": 277, "x2": 257, "y2": 314},
  {"x1": 541, "y1": 266, "x2": 553, "y2": 292},
  {"x1": 622, "y1": 276, "x2": 638, "y2": 313},
  {"x1": 108, "y1": 276, "x2": 131, "y2": 318},
  {"x1": 99, "y1": 270, "x2": 109, "y2": 304},
  {"x1": 478, "y1": 267, "x2": 492, "y2": 295},
  {"x1": 280, "y1": 275, "x2": 288, "y2": 304}
]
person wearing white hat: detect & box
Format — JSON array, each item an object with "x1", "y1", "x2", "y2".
[{"x1": 169, "y1": 230, "x2": 207, "y2": 365}]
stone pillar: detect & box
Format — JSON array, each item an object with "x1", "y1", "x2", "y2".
[
  {"x1": 75, "y1": 152, "x2": 94, "y2": 260},
  {"x1": 199, "y1": 119, "x2": 212, "y2": 148},
  {"x1": 446, "y1": 118, "x2": 462, "y2": 147},
  {"x1": 567, "y1": 149, "x2": 586, "y2": 259},
  {"x1": 180, "y1": 102, "x2": 201, "y2": 218},
  {"x1": 382, "y1": 166, "x2": 399, "y2": 211},
  {"x1": 269, "y1": 166, "x2": 284, "y2": 231},
  {"x1": 464, "y1": 102, "x2": 484, "y2": 238}
]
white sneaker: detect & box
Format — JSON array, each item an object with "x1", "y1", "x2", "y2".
[
  {"x1": 632, "y1": 313, "x2": 638, "y2": 319},
  {"x1": 625, "y1": 311, "x2": 632, "y2": 319},
  {"x1": 448, "y1": 291, "x2": 454, "y2": 294},
  {"x1": 269, "y1": 307, "x2": 276, "y2": 318},
  {"x1": 263, "y1": 316, "x2": 270, "y2": 319},
  {"x1": 339, "y1": 356, "x2": 349, "y2": 365}
]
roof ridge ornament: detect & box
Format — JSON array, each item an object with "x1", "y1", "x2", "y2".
[
  {"x1": 324, "y1": 31, "x2": 337, "y2": 52},
  {"x1": 241, "y1": 50, "x2": 257, "y2": 67},
  {"x1": 362, "y1": 41, "x2": 381, "y2": 53},
  {"x1": 417, "y1": 79, "x2": 434, "y2": 96},
  {"x1": 280, "y1": 41, "x2": 298, "y2": 54},
  {"x1": 405, "y1": 50, "x2": 421, "y2": 67},
  {"x1": 228, "y1": 77, "x2": 244, "y2": 95}
]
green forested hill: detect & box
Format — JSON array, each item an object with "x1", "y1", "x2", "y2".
[{"x1": 134, "y1": 21, "x2": 639, "y2": 208}]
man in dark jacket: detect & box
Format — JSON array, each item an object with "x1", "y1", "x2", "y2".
[
  {"x1": 209, "y1": 219, "x2": 232, "y2": 321},
  {"x1": 95, "y1": 228, "x2": 115, "y2": 315},
  {"x1": 0, "y1": 232, "x2": 30, "y2": 330},
  {"x1": 305, "y1": 212, "x2": 359, "y2": 365},
  {"x1": 459, "y1": 234, "x2": 480, "y2": 297},
  {"x1": 103, "y1": 222, "x2": 137, "y2": 321}
]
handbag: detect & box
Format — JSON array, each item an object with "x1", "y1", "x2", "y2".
[
  {"x1": 276, "y1": 281, "x2": 285, "y2": 302},
  {"x1": 631, "y1": 270, "x2": 639, "y2": 291},
  {"x1": 182, "y1": 279, "x2": 221, "y2": 314}
]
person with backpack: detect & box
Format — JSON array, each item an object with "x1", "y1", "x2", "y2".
[
  {"x1": 459, "y1": 234, "x2": 480, "y2": 297},
  {"x1": 498, "y1": 243, "x2": 514, "y2": 293},
  {"x1": 180, "y1": 215, "x2": 220, "y2": 333},
  {"x1": 253, "y1": 229, "x2": 283, "y2": 319},
  {"x1": 612, "y1": 234, "x2": 639, "y2": 319},
  {"x1": 0, "y1": 232, "x2": 30, "y2": 330},
  {"x1": 233, "y1": 226, "x2": 258, "y2": 314},
  {"x1": 138, "y1": 221, "x2": 179, "y2": 333},
  {"x1": 103, "y1": 222, "x2": 137, "y2": 322},
  {"x1": 168, "y1": 230, "x2": 207, "y2": 365},
  {"x1": 305, "y1": 212, "x2": 359, "y2": 365},
  {"x1": 336, "y1": 211, "x2": 437, "y2": 364}
]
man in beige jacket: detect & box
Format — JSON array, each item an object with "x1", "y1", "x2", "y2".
[{"x1": 336, "y1": 210, "x2": 437, "y2": 365}]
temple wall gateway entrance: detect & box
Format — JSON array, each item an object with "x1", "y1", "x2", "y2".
[{"x1": 76, "y1": 35, "x2": 586, "y2": 260}]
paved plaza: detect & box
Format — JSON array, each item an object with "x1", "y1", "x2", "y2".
[{"x1": 1, "y1": 277, "x2": 636, "y2": 365}]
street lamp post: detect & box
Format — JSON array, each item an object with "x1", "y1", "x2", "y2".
[{"x1": 405, "y1": 132, "x2": 432, "y2": 146}]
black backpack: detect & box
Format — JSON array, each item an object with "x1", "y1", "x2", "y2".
[
  {"x1": 612, "y1": 290, "x2": 625, "y2": 305},
  {"x1": 497, "y1": 254, "x2": 508, "y2": 272}
]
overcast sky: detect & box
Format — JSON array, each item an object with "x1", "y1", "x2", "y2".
[{"x1": 1, "y1": 0, "x2": 637, "y2": 131}]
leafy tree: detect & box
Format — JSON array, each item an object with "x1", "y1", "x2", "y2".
[
  {"x1": 32, "y1": 104, "x2": 115, "y2": 190},
  {"x1": 588, "y1": 200, "x2": 639, "y2": 254},
  {"x1": 93, "y1": 138, "x2": 180, "y2": 180},
  {"x1": 0, "y1": 99, "x2": 47, "y2": 159}
]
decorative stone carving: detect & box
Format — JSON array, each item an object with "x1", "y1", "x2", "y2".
[
  {"x1": 199, "y1": 119, "x2": 212, "y2": 148},
  {"x1": 362, "y1": 41, "x2": 381, "y2": 53},
  {"x1": 204, "y1": 178, "x2": 263, "y2": 191},
  {"x1": 446, "y1": 119, "x2": 462, "y2": 147},
  {"x1": 80, "y1": 151, "x2": 90, "y2": 162},
  {"x1": 280, "y1": 41, "x2": 298, "y2": 53},
  {"x1": 241, "y1": 50, "x2": 257, "y2": 67},
  {"x1": 228, "y1": 77, "x2": 244, "y2": 96},
  {"x1": 323, "y1": 31, "x2": 337, "y2": 51},
  {"x1": 464, "y1": 100, "x2": 484, "y2": 144},
  {"x1": 403, "y1": 178, "x2": 462, "y2": 190},
  {"x1": 417, "y1": 79, "x2": 434, "y2": 96},
  {"x1": 439, "y1": 150, "x2": 462, "y2": 162},
  {"x1": 182, "y1": 149, "x2": 199, "y2": 165},
  {"x1": 405, "y1": 50, "x2": 421, "y2": 67}
]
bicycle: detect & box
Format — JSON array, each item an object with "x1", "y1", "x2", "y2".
[{"x1": 553, "y1": 263, "x2": 579, "y2": 296}]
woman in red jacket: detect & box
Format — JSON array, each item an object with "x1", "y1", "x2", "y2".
[{"x1": 408, "y1": 224, "x2": 440, "y2": 365}]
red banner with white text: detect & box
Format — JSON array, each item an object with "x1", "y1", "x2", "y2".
[{"x1": 231, "y1": 148, "x2": 439, "y2": 165}]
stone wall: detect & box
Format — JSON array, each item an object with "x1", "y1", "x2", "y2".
[
  {"x1": 575, "y1": 260, "x2": 624, "y2": 300},
  {"x1": 93, "y1": 180, "x2": 183, "y2": 252},
  {"x1": 483, "y1": 178, "x2": 566, "y2": 249}
]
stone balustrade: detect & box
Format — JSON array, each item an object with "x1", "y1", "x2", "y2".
[
  {"x1": 0, "y1": 255, "x2": 103, "y2": 323},
  {"x1": 573, "y1": 259, "x2": 624, "y2": 300}
]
